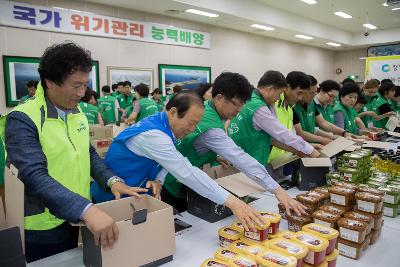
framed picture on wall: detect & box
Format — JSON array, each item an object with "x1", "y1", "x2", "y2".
[
  {"x1": 107, "y1": 66, "x2": 154, "y2": 91},
  {"x1": 2, "y1": 55, "x2": 100, "y2": 107},
  {"x1": 158, "y1": 64, "x2": 211, "y2": 96}
]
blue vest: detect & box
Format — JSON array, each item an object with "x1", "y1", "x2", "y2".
[{"x1": 90, "y1": 112, "x2": 175, "y2": 203}]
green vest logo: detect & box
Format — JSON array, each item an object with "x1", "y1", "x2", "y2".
[{"x1": 77, "y1": 122, "x2": 87, "y2": 133}]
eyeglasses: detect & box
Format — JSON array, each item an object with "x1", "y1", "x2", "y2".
[
  {"x1": 227, "y1": 98, "x2": 245, "y2": 108},
  {"x1": 326, "y1": 92, "x2": 337, "y2": 99}
]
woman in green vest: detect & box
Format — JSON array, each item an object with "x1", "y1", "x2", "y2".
[
  {"x1": 314, "y1": 80, "x2": 340, "y2": 124},
  {"x1": 370, "y1": 82, "x2": 396, "y2": 129},
  {"x1": 126, "y1": 83, "x2": 158, "y2": 125},
  {"x1": 359, "y1": 79, "x2": 379, "y2": 127},
  {"x1": 151, "y1": 88, "x2": 165, "y2": 112},
  {"x1": 163, "y1": 71, "x2": 309, "y2": 217},
  {"x1": 332, "y1": 83, "x2": 371, "y2": 136},
  {"x1": 79, "y1": 88, "x2": 104, "y2": 125}
]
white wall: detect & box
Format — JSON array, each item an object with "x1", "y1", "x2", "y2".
[
  {"x1": 333, "y1": 48, "x2": 367, "y2": 83},
  {"x1": 0, "y1": 0, "x2": 344, "y2": 114}
]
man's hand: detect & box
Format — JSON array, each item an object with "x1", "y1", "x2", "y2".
[
  {"x1": 224, "y1": 195, "x2": 265, "y2": 232},
  {"x1": 309, "y1": 148, "x2": 321, "y2": 158},
  {"x1": 274, "y1": 187, "x2": 307, "y2": 216},
  {"x1": 216, "y1": 156, "x2": 231, "y2": 169},
  {"x1": 83, "y1": 206, "x2": 118, "y2": 249},
  {"x1": 111, "y1": 182, "x2": 148, "y2": 200},
  {"x1": 320, "y1": 137, "x2": 332, "y2": 146},
  {"x1": 146, "y1": 180, "x2": 162, "y2": 200}
]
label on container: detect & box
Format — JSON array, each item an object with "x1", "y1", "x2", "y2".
[
  {"x1": 330, "y1": 193, "x2": 346, "y2": 206},
  {"x1": 304, "y1": 251, "x2": 315, "y2": 264},
  {"x1": 206, "y1": 260, "x2": 230, "y2": 267},
  {"x1": 338, "y1": 243, "x2": 357, "y2": 259},
  {"x1": 246, "y1": 246, "x2": 263, "y2": 255},
  {"x1": 288, "y1": 222, "x2": 301, "y2": 232},
  {"x1": 219, "y1": 237, "x2": 234, "y2": 248},
  {"x1": 383, "y1": 206, "x2": 395, "y2": 217},
  {"x1": 275, "y1": 240, "x2": 303, "y2": 254},
  {"x1": 314, "y1": 219, "x2": 332, "y2": 228},
  {"x1": 348, "y1": 160, "x2": 358, "y2": 167},
  {"x1": 357, "y1": 200, "x2": 376, "y2": 213},
  {"x1": 245, "y1": 231, "x2": 261, "y2": 241},
  {"x1": 233, "y1": 241, "x2": 250, "y2": 250},
  {"x1": 343, "y1": 173, "x2": 353, "y2": 182},
  {"x1": 233, "y1": 258, "x2": 255, "y2": 267},
  {"x1": 339, "y1": 227, "x2": 360, "y2": 243},
  {"x1": 219, "y1": 250, "x2": 238, "y2": 259},
  {"x1": 384, "y1": 194, "x2": 396, "y2": 204},
  {"x1": 262, "y1": 252, "x2": 290, "y2": 266}
]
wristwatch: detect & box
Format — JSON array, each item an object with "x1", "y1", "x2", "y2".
[{"x1": 108, "y1": 176, "x2": 126, "y2": 188}]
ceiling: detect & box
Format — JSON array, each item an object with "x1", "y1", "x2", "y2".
[{"x1": 85, "y1": 0, "x2": 400, "y2": 50}]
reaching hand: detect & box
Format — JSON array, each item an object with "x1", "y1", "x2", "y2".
[
  {"x1": 216, "y1": 156, "x2": 231, "y2": 169},
  {"x1": 274, "y1": 187, "x2": 307, "y2": 216},
  {"x1": 111, "y1": 182, "x2": 148, "y2": 200},
  {"x1": 146, "y1": 180, "x2": 162, "y2": 200}
]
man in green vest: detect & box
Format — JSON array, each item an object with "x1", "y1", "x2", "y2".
[
  {"x1": 163, "y1": 71, "x2": 312, "y2": 216},
  {"x1": 111, "y1": 82, "x2": 122, "y2": 97},
  {"x1": 370, "y1": 82, "x2": 397, "y2": 129},
  {"x1": 19, "y1": 80, "x2": 38, "y2": 104},
  {"x1": 79, "y1": 88, "x2": 104, "y2": 125},
  {"x1": 116, "y1": 81, "x2": 134, "y2": 121},
  {"x1": 0, "y1": 42, "x2": 148, "y2": 262},
  {"x1": 126, "y1": 83, "x2": 158, "y2": 125},
  {"x1": 294, "y1": 76, "x2": 354, "y2": 145},
  {"x1": 151, "y1": 88, "x2": 165, "y2": 112},
  {"x1": 98, "y1": 85, "x2": 119, "y2": 124}
]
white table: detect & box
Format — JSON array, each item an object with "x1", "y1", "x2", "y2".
[{"x1": 29, "y1": 189, "x2": 400, "y2": 267}]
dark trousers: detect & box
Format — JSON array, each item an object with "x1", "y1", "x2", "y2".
[
  {"x1": 25, "y1": 225, "x2": 79, "y2": 263},
  {"x1": 161, "y1": 187, "x2": 188, "y2": 213}
]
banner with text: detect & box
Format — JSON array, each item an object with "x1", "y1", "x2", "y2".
[
  {"x1": 365, "y1": 55, "x2": 400, "y2": 85},
  {"x1": 0, "y1": 1, "x2": 210, "y2": 49}
]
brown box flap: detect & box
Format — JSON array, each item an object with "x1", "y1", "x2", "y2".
[
  {"x1": 89, "y1": 125, "x2": 113, "y2": 140},
  {"x1": 113, "y1": 123, "x2": 128, "y2": 137},
  {"x1": 320, "y1": 137, "x2": 354, "y2": 157},
  {"x1": 362, "y1": 141, "x2": 391, "y2": 149},
  {"x1": 301, "y1": 157, "x2": 332, "y2": 167},
  {"x1": 216, "y1": 172, "x2": 265, "y2": 198},
  {"x1": 269, "y1": 153, "x2": 299, "y2": 170},
  {"x1": 387, "y1": 131, "x2": 400, "y2": 138}
]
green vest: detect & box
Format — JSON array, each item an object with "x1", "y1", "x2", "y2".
[
  {"x1": 98, "y1": 95, "x2": 117, "y2": 124},
  {"x1": 332, "y1": 101, "x2": 358, "y2": 134},
  {"x1": 137, "y1": 98, "x2": 159, "y2": 121},
  {"x1": 360, "y1": 93, "x2": 377, "y2": 127},
  {"x1": 117, "y1": 94, "x2": 134, "y2": 120},
  {"x1": 228, "y1": 90, "x2": 272, "y2": 166},
  {"x1": 370, "y1": 93, "x2": 389, "y2": 129},
  {"x1": 163, "y1": 101, "x2": 225, "y2": 197},
  {"x1": 269, "y1": 94, "x2": 293, "y2": 162},
  {"x1": 0, "y1": 83, "x2": 91, "y2": 231},
  {"x1": 155, "y1": 99, "x2": 164, "y2": 112},
  {"x1": 111, "y1": 91, "x2": 120, "y2": 97},
  {"x1": 314, "y1": 99, "x2": 334, "y2": 124},
  {"x1": 79, "y1": 102, "x2": 99, "y2": 124},
  {"x1": 293, "y1": 101, "x2": 316, "y2": 134}
]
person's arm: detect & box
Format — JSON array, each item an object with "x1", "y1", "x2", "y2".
[
  {"x1": 253, "y1": 106, "x2": 314, "y2": 156},
  {"x1": 334, "y1": 111, "x2": 346, "y2": 129},
  {"x1": 293, "y1": 122, "x2": 332, "y2": 145},
  {"x1": 114, "y1": 99, "x2": 120, "y2": 120},
  {"x1": 316, "y1": 114, "x2": 346, "y2": 136},
  {"x1": 5, "y1": 112, "x2": 91, "y2": 223},
  {"x1": 126, "y1": 101, "x2": 141, "y2": 125},
  {"x1": 194, "y1": 128, "x2": 309, "y2": 216},
  {"x1": 270, "y1": 139, "x2": 311, "y2": 158},
  {"x1": 97, "y1": 113, "x2": 104, "y2": 126}
]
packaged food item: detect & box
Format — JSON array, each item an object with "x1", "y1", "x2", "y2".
[
  {"x1": 337, "y1": 237, "x2": 366, "y2": 260},
  {"x1": 383, "y1": 203, "x2": 399, "y2": 218},
  {"x1": 287, "y1": 213, "x2": 313, "y2": 232},
  {"x1": 229, "y1": 239, "x2": 253, "y2": 254},
  {"x1": 326, "y1": 172, "x2": 341, "y2": 185},
  {"x1": 278, "y1": 203, "x2": 288, "y2": 220},
  {"x1": 380, "y1": 187, "x2": 400, "y2": 204},
  {"x1": 319, "y1": 204, "x2": 347, "y2": 217},
  {"x1": 201, "y1": 258, "x2": 232, "y2": 267},
  {"x1": 331, "y1": 181, "x2": 358, "y2": 191},
  {"x1": 355, "y1": 192, "x2": 384, "y2": 214},
  {"x1": 296, "y1": 194, "x2": 320, "y2": 213},
  {"x1": 293, "y1": 231, "x2": 328, "y2": 266},
  {"x1": 325, "y1": 249, "x2": 338, "y2": 267},
  {"x1": 231, "y1": 221, "x2": 245, "y2": 235},
  {"x1": 307, "y1": 191, "x2": 330, "y2": 205},
  {"x1": 370, "y1": 227, "x2": 382, "y2": 245},
  {"x1": 303, "y1": 261, "x2": 328, "y2": 267},
  {"x1": 266, "y1": 238, "x2": 308, "y2": 267},
  {"x1": 277, "y1": 231, "x2": 297, "y2": 240},
  {"x1": 363, "y1": 234, "x2": 371, "y2": 251},
  {"x1": 230, "y1": 255, "x2": 258, "y2": 267},
  {"x1": 314, "y1": 187, "x2": 329, "y2": 195},
  {"x1": 255, "y1": 249, "x2": 297, "y2": 267},
  {"x1": 244, "y1": 219, "x2": 271, "y2": 241},
  {"x1": 342, "y1": 153, "x2": 364, "y2": 168},
  {"x1": 215, "y1": 248, "x2": 239, "y2": 262},
  {"x1": 243, "y1": 243, "x2": 267, "y2": 258},
  {"x1": 357, "y1": 186, "x2": 385, "y2": 197},
  {"x1": 356, "y1": 210, "x2": 383, "y2": 230},
  {"x1": 260, "y1": 212, "x2": 282, "y2": 235},
  {"x1": 302, "y1": 223, "x2": 338, "y2": 255},
  {"x1": 337, "y1": 218, "x2": 368, "y2": 244},
  {"x1": 312, "y1": 210, "x2": 341, "y2": 229},
  {"x1": 328, "y1": 186, "x2": 355, "y2": 207},
  {"x1": 344, "y1": 211, "x2": 373, "y2": 234},
  {"x1": 219, "y1": 227, "x2": 243, "y2": 247},
  {"x1": 340, "y1": 167, "x2": 361, "y2": 183}
]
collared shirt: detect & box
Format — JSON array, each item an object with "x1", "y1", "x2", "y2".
[
  {"x1": 253, "y1": 105, "x2": 313, "y2": 155},
  {"x1": 126, "y1": 130, "x2": 229, "y2": 205}
]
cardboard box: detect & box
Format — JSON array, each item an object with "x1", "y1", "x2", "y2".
[
  {"x1": 91, "y1": 138, "x2": 113, "y2": 159},
  {"x1": 187, "y1": 171, "x2": 265, "y2": 223},
  {"x1": 89, "y1": 125, "x2": 113, "y2": 140},
  {"x1": 80, "y1": 196, "x2": 175, "y2": 267},
  {"x1": 113, "y1": 123, "x2": 128, "y2": 138},
  {"x1": 297, "y1": 158, "x2": 332, "y2": 190}
]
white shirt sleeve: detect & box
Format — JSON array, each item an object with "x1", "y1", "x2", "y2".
[{"x1": 125, "y1": 130, "x2": 230, "y2": 205}]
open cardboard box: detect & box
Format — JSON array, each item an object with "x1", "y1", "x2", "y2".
[
  {"x1": 89, "y1": 125, "x2": 113, "y2": 140},
  {"x1": 187, "y1": 171, "x2": 265, "y2": 223},
  {"x1": 78, "y1": 196, "x2": 175, "y2": 267},
  {"x1": 113, "y1": 123, "x2": 128, "y2": 138},
  {"x1": 269, "y1": 137, "x2": 354, "y2": 190},
  {"x1": 4, "y1": 165, "x2": 175, "y2": 267}
]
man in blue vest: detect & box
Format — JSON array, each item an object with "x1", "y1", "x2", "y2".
[{"x1": 91, "y1": 92, "x2": 269, "y2": 231}]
